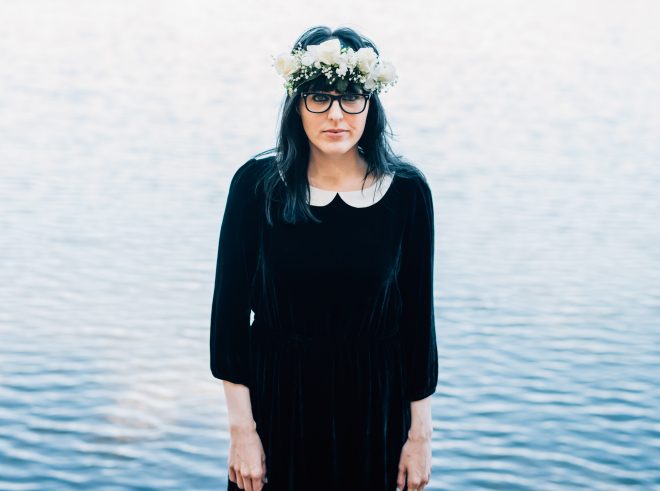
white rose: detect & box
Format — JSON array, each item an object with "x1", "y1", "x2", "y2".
[
  {"x1": 373, "y1": 61, "x2": 397, "y2": 84},
  {"x1": 336, "y1": 63, "x2": 348, "y2": 77},
  {"x1": 274, "y1": 53, "x2": 299, "y2": 77},
  {"x1": 301, "y1": 51, "x2": 316, "y2": 67},
  {"x1": 343, "y1": 48, "x2": 358, "y2": 70},
  {"x1": 356, "y1": 47, "x2": 377, "y2": 73},
  {"x1": 316, "y1": 38, "x2": 342, "y2": 65},
  {"x1": 363, "y1": 76, "x2": 377, "y2": 91}
]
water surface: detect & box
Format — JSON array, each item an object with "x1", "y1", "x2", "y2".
[{"x1": 1, "y1": 1, "x2": 659, "y2": 489}]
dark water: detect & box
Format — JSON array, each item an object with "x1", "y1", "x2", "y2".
[{"x1": 1, "y1": 1, "x2": 659, "y2": 489}]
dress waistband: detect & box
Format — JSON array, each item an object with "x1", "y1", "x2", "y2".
[{"x1": 250, "y1": 325, "x2": 399, "y2": 349}]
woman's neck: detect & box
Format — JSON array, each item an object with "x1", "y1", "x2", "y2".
[{"x1": 307, "y1": 147, "x2": 374, "y2": 191}]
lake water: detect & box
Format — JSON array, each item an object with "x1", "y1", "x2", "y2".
[{"x1": 1, "y1": 1, "x2": 659, "y2": 489}]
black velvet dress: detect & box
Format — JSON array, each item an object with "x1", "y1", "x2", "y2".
[{"x1": 210, "y1": 156, "x2": 438, "y2": 491}]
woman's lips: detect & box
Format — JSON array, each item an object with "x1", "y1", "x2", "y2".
[{"x1": 323, "y1": 129, "x2": 348, "y2": 137}]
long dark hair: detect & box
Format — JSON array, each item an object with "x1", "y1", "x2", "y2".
[{"x1": 253, "y1": 25, "x2": 423, "y2": 225}]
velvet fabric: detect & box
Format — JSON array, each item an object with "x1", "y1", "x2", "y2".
[{"x1": 210, "y1": 156, "x2": 438, "y2": 491}]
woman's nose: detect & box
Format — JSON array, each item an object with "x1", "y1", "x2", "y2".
[{"x1": 327, "y1": 99, "x2": 343, "y2": 120}]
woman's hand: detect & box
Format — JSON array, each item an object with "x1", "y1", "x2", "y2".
[
  {"x1": 228, "y1": 422, "x2": 268, "y2": 491},
  {"x1": 396, "y1": 433, "x2": 432, "y2": 491}
]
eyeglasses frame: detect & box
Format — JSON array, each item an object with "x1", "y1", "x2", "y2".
[{"x1": 300, "y1": 91, "x2": 372, "y2": 115}]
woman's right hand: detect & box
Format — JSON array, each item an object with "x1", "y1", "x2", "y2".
[{"x1": 228, "y1": 422, "x2": 268, "y2": 491}]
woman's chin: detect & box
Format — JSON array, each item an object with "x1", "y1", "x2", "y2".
[{"x1": 315, "y1": 142, "x2": 356, "y2": 156}]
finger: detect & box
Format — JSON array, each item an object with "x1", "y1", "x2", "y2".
[
  {"x1": 240, "y1": 466, "x2": 253, "y2": 491},
  {"x1": 247, "y1": 466, "x2": 264, "y2": 491},
  {"x1": 396, "y1": 465, "x2": 406, "y2": 490},
  {"x1": 229, "y1": 466, "x2": 236, "y2": 483},
  {"x1": 236, "y1": 471, "x2": 245, "y2": 490},
  {"x1": 420, "y1": 471, "x2": 430, "y2": 490},
  {"x1": 407, "y1": 470, "x2": 423, "y2": 491},
  {"x1": 251, "y1": 476, "x2": 263, "y2": 491}
]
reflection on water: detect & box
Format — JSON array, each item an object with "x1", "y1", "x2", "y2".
[{"x1": 1, "y1": 1, "x2": 659, "y2": 489}]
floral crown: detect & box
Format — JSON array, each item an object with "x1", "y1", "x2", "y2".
[{"x1": 273, "y1": 38, "x2": 398, "y2": 96}]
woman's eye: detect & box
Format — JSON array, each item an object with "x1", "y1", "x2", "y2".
[
  {"x1": 342, "y1": 94, "x2": 359, "y2": 102},
  {"x1": 312, "y1": 94, "x2": 330, "y2": 103}
]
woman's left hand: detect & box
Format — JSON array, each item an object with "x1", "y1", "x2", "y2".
[{"x1": 396, "y1": 433, "x2": 432, "y2": 491}]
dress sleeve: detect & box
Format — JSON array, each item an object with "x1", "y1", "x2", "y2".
[
  {"x1": 398, "y1": 175, "x2": 439, "y2": 401},
  {"x1": 209, "y1": 161, "x2": 259, "y2": 387}
]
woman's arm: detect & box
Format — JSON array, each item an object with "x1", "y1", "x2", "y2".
[
  {"x1": 210, "y1": 159, "x2": 267, "y2": 491},
  {"x1": 397, "y1": 395, "x2": 433, "y2": 491},
  {"x1": 223, "y1": 381, "x2": 268, "y2": 491},
  {"x1": 210, "y1": 161, "x2": 260, "y2": 386},
  {"x1": 396, "y1": 175, "x2": 438, "y2": 491},
  {"x1": 409, "y1": 395, "x2": 433, "y2": 441},
  {"x1": 223, "y1": 380, "x2": 257, "y2": 430},
  {"x1": 397, "y1": 174, "x2": 438, "y2": 402}
]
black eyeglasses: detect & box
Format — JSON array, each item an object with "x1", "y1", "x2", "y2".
[{"x1": 301, "y1": 92, "x2": 371, "y2": 114}]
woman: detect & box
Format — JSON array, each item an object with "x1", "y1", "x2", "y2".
[{"x1": 210, "y1": 25, "x2": 438, "y2": 491}]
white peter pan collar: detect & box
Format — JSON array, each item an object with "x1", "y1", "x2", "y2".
[{"x1": 307, "y1": 173, "x2": 395, "y2": 208}]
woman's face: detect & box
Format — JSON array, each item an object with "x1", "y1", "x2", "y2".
[{"x1": 298, "y1": 90, "x2": 370, "y2": 158}]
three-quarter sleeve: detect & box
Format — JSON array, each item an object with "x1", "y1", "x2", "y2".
[
  {"x1": 398, "y1": 175, "x2": 439, "y2": 401},
  {"x1": 209, "y1": 161, "x2": 260, "y2": 387}
]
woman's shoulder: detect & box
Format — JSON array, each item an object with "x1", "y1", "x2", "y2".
[
  {"x1": 227, "y1": 151, "x2": 276, "y2": 198},
  {"x1": 232, "y1": 152, "x2": 274, "y2": 183},
  {"x1": 390, "y1": 161, "x2": 433, "y2": 201}
]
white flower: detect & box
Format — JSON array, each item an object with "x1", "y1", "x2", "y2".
[
  {"x1": 316, "y1": 38, "x2": 342, "y2": 65},
  {"x1": 373, "y1": 61, "x2": 397, "y2": 84},
  {"x1": 274, "y1": 53, "x2": 299, "y2": 77},
  {"x1": 336, "y1": 63, "x2": 348, "y2": 77},
  {"x1": 356, "y1": 47, "x2": 377, "y2": 73},
  {"x1": 363, "y1": 76, "x2": 377, "y2": 91},
  {"x1": 343, "y1": 48, "x2": 358, "y2": 70},
  {"x1": 301, "y1": 51, "x2": 316, "y2": 67}
]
